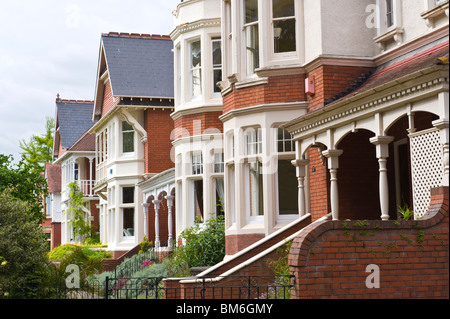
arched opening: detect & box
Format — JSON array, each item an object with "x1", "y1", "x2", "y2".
[
  {"x1": 386, "y1": 111, "x2": 439, "y2": 218},
  {"x1": 337, "y1": 129, "x2": 380, "y2": 220}
]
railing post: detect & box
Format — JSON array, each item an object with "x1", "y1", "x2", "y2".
[{"x1": 105, "y1": 276, "x2": 109, "y2": 300}]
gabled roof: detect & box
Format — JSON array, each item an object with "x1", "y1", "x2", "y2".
[
  {"x1": 101, "y1": 33, "x2": 174, "y2": 99},
  {"x1": 54, "y1": 99, "x2": 96, "y2": 150},
  {"x1": 69, "y1": 130, "x2": 96, "y2": 152}
]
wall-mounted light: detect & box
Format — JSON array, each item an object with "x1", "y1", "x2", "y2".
[{"x1": 312, "y1": 166, "x2": 316, "y2": 173}]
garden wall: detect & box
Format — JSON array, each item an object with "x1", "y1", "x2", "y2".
[{"x1": 289, "y1": 186, "x2": 449, "y2": 299}]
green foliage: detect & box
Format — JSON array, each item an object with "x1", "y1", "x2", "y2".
[
  {"x1": 67, "y1": 182, "x2": 96, "y2": 243},
  {"x1": 398, "y1": 205, "x2": 414, "y2": 220},
  {"x1": 171, "y1": 214, "x2": 225, "y2": 268},
  {"x1": 139, "y1": 235, "x2": 154, "y2": 254},
  {"x1": 0, "y1": 154, "x2": 48, "y2": 224},
  {"x1": 19, "y1": 116, "x2": 55, "y2": 174},
  {"x1": 0, "y1": 188, "x2": 53, "y2": 297},
  {"x1": 267, "y1": 240, "x2": 293, "y2": 299}
]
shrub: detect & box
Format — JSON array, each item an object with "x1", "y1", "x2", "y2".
[{"x1": 170, "y1": 214, "x2": 225, "y2": 268}]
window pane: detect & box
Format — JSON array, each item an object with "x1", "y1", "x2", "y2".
[
  {"x1": 122, "y1": 121, "x2": 133, "y2": 132},
  {"x1": 274, "y1": 19, "x2": 296, "y2": 53},
  {"x1": 245, "y1": 25, "x2": 259, "y2": 74},
  {"x1": 191, "y1": 41, "x2": 201, "y2": 68},
  {"x1": 191, "y1": 40, "x2": 202, "y2": 97},
  {"x1": 245, "y1": 0, "x2": 258, "y2": 23},
  {"x1": 273, "y1": 0, "x2": 295, "y2": 18},
  {"x1": 123, "y1": 208, "x2": 134, "y2": 236},
  {"x1": 278, "y1": 160, "x2": 298, "y2": 215},
  {"x1": 212, "y1": 40, "x2": 222, "y2": 66},
  {"x1": 122, "y1": 187, "x2": 134, "y2": 204},
  {"x1": 123, "y1": 132, "x2": 134, "y2": 153},
  {"x1": 247, "y1": 161, "x2": 263, "y2": 217}
]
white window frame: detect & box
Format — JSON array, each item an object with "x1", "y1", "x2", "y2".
[
  {"x1": 189, "y1": 39, "x2": 202, "y2": 101},
  {"x1": 214, "y1": 151, "x2": 225, "y2": 173},
  {"x1": 244, "y1": 127, "x2": 262, "y2": 155},
  {"x1": 276, "y1": 127, "x2": 295, "y2": 153},
  {"x1": 121, "y1": 121, "x2": 135, "y2": 156},
  {"x1": 211, "y1": 37, "x2": 222, "y2": 96},
  {"x1": 271, "y1": 0, "x2": 297, "y2": 56},
  {"x1": 120, "y1": 186, "x2": 135, "y2": 240},
  {"x1": 243, "y1": 0, "x2": 260, "y2": 76},
  {"x1": 191, "y1": 153, "x2": 204, "y2": 175}
]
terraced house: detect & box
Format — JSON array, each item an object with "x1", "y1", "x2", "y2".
[
  {"x1": 45, "y1": 0, "x2": 448, "y2": 299},
  {"x1": 89, "y1": 32, "x2": 175, "y2": 257}
]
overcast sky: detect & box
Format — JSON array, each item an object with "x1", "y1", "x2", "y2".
[{"x1": 0, "y1": 0, "x2": 180, "y2": 164}]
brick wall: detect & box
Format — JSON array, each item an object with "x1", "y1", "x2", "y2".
[
  {"x1": 307, "y1": 65, "x2": 373, "y2": 112},
  {"x1": 225, "y1": 233, "x2": 265, "y2": 256},
  {"x1": 144, "y1": 108, "x2": 175, "y2": 174},
  {"x1": 222, "y1": 74, "x2": 306, "y2": 114},
  {"x1": 173, "y1": 111, "x2": 223, "y2": 139},
  {"x1": 308, "y1": 147, "x2": 329, "y2": 221},
  {"x1": 289, "y1": 186, "x2": 449, "y2": 299},
  {"x1": 101, "y1": 81, "x2": 119, "y2": 117}
]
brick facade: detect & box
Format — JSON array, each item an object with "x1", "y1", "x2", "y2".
[
  {"x1": 289, "y1": 186, "x2": 449, "y2": 299},
  {"x1": 222, "y1": 74, "x2": 306, "y2": 114},
  {"x1": 144, "y1": 108, "x2": 175, "y2": 174},
  {"x1": 173, "y1": 111, "x2": 223, "y2": 138}
]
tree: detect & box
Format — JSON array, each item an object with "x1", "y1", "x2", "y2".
[
  {"x1": 19, "y1": 116, "x2": 55, "y2": 174},
  {"x1": 0, "y1": 188, "x2": 52, "y2": 297},
  {"x1": 0, "y1": 154, "x2": 48, "y2": 224}
]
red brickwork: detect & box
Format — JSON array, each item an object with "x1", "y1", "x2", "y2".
[
  {"x1": 308, "y1": 147, "x2": 329, "y2": 221},
  {"x1": 101, "y1": 81, "x2": 119, "y2": 117},
  {"x1": 222, "y1": 74, "x2": 306, "y2": 114},
  {"x1": 307, "y1": 65, "x2": 373, "y2": 112},
  {"x1": 289, "y1": 186, "x2": 449, "y2": 299},
  {"x1": 225, "y1": 234, "x2": 265, "y2": 256},
  {"x1": 173, "y1": 111, "x2": 223, "y2": 139},
  {"x1": 144, "y1": 109, "x2": 175, "y2": 174}
]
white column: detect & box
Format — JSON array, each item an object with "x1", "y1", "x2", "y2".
[
  {"x1": 153, "y1": 199, "x2": 161, "y2": 249},
  {"x1": 322, "y1": 149, "x2": 343, "y2": 221},
  {"x1": 142, "y1": 203, "x2": 150, "y2": 237},
  {"x1": 165, "y1": 195, "x2": 175, "y2": 249},
  {"x1": 291, "y1": 159, "x2": 309, "y2": 217},
  {"x1": 370, "y1": 136, "x2": 394, "y2": 220},
  {"x1": 433, "y1": 119, "x2": 449, "y2": 187},
  {"x1": 89, "y1": 157, "x2": 94, "y2": 196}
]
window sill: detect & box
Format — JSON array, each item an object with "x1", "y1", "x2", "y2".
[
  {"x1": 374, "y1": 27, "x2": 404, "y2": 50},
  {"x1": 421, "y1": 1, "x2": 449, "y2": 28}
]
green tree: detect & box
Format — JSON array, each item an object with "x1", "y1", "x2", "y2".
[
  {"x1": 19, "y1": 116, "x2": 55, "y2": 174},
  {"x1": 0, "y1": 188, "x2": 53, "y2": 298},
  {"x1": 0, "y1": 154, "x2": 48, "y2": 224}
]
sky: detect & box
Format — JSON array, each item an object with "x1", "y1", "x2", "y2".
[{"x1": 0, "y1": 0, "x2": 180, "y2": 164}]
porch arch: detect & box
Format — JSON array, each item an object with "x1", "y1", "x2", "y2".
[{"x1": 336, "y1": 129, "x2": 382, "y2": 220}]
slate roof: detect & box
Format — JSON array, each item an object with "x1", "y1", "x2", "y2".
[
  {"x1": 56, "y1": 100, "x2": 96, "y2": 149},
  {"x1": 102, "y1": 33, "x2": 174, "y2": 98}
]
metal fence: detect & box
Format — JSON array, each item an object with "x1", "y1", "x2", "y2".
[{"x1": 0, "y1": 274, "x2": 294, "y2": 300}]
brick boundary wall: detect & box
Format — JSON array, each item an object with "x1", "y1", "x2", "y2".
[{"x1": 289, "y1": 186, "x2": 449, "y2": 299}]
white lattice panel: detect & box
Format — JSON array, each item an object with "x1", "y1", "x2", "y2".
[{"x1": 410, "y1": 128, "x2": 443, "y2": 219}]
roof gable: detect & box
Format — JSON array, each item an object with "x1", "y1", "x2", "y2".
[
  {"x1": 55, "y1": 99, "x2": 96, "y2": 149},
  {"x1": 102, "y1": 33, "x2": 174, "y2": 99}
]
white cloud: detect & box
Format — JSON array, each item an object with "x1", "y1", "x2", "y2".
[{"x1": 0, "y1": 0, "x2": 180, "y2": 163}]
